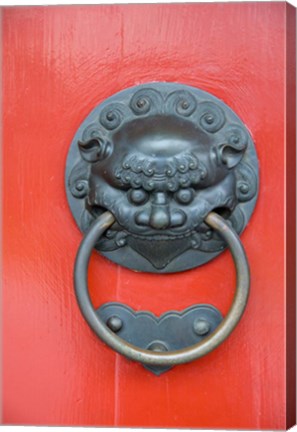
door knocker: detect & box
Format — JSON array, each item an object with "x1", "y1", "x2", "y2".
[{"x1": 66, "y1": 82, "x2": 259, "y2": 374}]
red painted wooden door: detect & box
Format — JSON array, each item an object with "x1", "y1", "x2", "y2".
[{"x1": 2, "y1": 3, "x2": 296, "y2": 429}]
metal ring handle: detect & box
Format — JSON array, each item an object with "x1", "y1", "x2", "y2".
[{"x1": 74, "y1": 211, "x2": 250, "y2": 367}]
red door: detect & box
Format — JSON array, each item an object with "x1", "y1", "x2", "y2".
[{"x1": 2, "y1": 3, "x2": 296, "y2": 429}]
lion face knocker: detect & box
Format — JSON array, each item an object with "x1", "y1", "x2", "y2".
[{"x1": 66, "y1": 83, "x2": 258, "y2": 272}]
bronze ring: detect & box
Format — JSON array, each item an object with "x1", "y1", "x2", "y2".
[{"x1": 74, "y1": 211, "x2": 250, "y2": 367}]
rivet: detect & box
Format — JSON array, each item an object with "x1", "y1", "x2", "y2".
[
  {"x1": 106, "y1": 316, "x2": 123, "y2": 332},
  {"x1": 76, "y1": 182, "x2": 84, "y2": 191},
  {"x1": 205, "y1": 230, "x2": 212, "y2": 239},
  {"x1": 136, "y1": 98, "x2": 146, "y2": 108},
  {"x1": 106, "y1": 112, "x2": 114, "y2": 121},
  {"x1": 240, "y1": 184, "x2": 249, "y2": 194},
  {"x1": 116, "y1": 238, "x2": 127, "y2": 247},
  {"x1": 193, "y1": 318, "x2": 210, "y2": 336},
  {"x1": 147, "y1": 341, "x2": 168, "y2": 352},
  {"x1": 205, "y1": 114, "x2": 214, "y2": 124},
  {"x1": 105, "y1": 229, "x2": 114, "y2": 238}
]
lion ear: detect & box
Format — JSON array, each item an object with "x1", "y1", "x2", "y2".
[
  {"x1": 78, "y1": 138, "x2": 112, "y2": 163},
  {"x1": 218, "y1": 143, "x2": 245, "y2": 169}
]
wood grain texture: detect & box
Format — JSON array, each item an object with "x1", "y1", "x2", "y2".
[{"x1": 2, "y1": 3, "x2": 294, "y2": 428}]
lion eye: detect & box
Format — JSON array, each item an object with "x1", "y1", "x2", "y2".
[
  {"x1": 129, "y1": 189, "x2": 149, "y2": 205},
  {"x1": 175, "y1": 189, "x2": 194, "y2": 205}
]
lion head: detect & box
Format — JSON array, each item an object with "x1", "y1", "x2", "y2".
[{"x1": 67, "y1": 84, "x2": 258, "y2": 272}]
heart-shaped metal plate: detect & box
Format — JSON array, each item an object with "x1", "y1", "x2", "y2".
[{"x1": 97, "y1": 302, "x2": 223, "y2": 375}]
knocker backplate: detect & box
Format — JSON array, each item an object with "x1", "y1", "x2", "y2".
[{"x1": 65, "y1": 82, "x2": 259, "y2": 273}]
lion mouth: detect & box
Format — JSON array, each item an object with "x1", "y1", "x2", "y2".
[{"x1": 126, "y1": 229, "x2": 197, "y2": 241}]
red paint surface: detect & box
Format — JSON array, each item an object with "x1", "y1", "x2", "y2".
[{"x1": 2, "y1": 3, "x2": 295, "y2": 429}]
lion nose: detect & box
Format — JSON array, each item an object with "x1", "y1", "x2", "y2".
[
  {"x1": 135, "y1": 192, "x2": 187, "y2": 230},
  {"x1": 149, "y1": 207, "x2": 170, "y2": 229}
]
